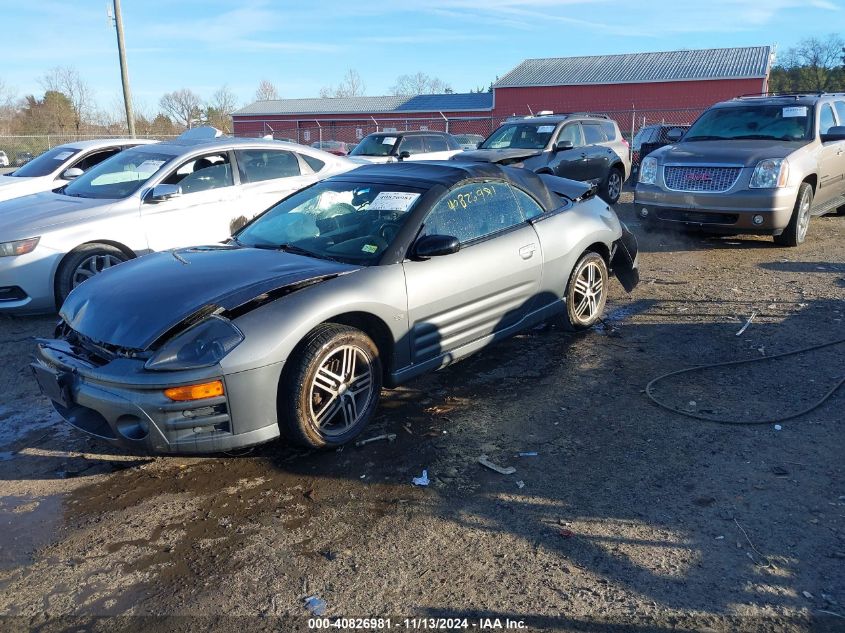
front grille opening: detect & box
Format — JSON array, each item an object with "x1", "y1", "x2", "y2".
[
  {"x1": 664, "y1": 166, "x2": 742, "y2": 193},
  {"x1": 0, "y1": 286, "x2": 27, "y2": 302}
]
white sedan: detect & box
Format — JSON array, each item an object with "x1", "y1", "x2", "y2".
[
  {"x1": 0, "y1": 138, "x2": 156, "y2": 202},
  {"x1": 0, "y1": 130, "x2": 355, "y2": 313}
]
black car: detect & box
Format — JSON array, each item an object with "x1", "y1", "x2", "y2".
[
  {"x1": 632, "y1": 124, "x2": 689, "y2": 165},
  {"x1": 453, "y1": 113, "x2": 631, "y2": 204}
]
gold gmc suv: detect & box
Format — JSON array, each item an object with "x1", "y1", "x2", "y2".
[{"x1": 634, "y1": 93, "x2": 845, "y2": 246}]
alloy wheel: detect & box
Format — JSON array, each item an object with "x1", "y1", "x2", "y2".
[
  {"x1": 71, "y1": 253, "x2": 124, "y2": 288},
  {"x1": 572, "y1": 261, "x2": 605, "y2": 325},
  {"x1": 797, "y1": 191, "x2": 811, "y2": 242},
  {"x1": 308, "y1": 345, "x2": 375, "y2": 437},
  {"x1": 607, "y1": 171, "x2": 622, "y2": 201}
]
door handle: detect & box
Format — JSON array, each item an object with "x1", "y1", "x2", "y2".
[{"x1": 519, "y1": 244, "x2": 536, "y2": 259}]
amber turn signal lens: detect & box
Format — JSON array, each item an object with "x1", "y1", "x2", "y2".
[{"x1": 163, "y1": 380, "x2": 224, "y2": 401}]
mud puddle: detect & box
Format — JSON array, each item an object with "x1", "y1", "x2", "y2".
[{"x1": 0, "y1": 494, "x2": 64, "y2": 571}]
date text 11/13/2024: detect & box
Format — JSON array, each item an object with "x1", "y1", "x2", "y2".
[{"x1": 307, "y1": 617, "x2": 528, "y2": 629}]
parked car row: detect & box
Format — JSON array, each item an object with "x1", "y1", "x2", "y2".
[{"x1": 12, "y1": 92, "x2": 845, "y2": 457}]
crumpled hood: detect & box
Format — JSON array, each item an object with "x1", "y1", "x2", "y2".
[
  {"x1": 0, "y1": 191, "x2": 116, "y2": 239},
  {"x1": 60, "y1": 245, "x2": 358, "y2": 350},
  {"x1": 453, "y1": 148, "x2": 543, "y2": 165},
  {"x1": 651, "y1": 140, "x2": 808, "y2": 166}
]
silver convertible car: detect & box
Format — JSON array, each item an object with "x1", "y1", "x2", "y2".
[{"x1": 32, "y1": 162, "x2": 639, "y2": 453}]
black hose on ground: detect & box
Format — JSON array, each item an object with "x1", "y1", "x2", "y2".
[{"x1": 645, "y1": 337, "x2": 845, "y2": 425}]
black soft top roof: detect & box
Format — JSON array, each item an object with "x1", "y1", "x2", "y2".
[{"x1": 331, "y1": 161, "x2": 582, "y2": 211}]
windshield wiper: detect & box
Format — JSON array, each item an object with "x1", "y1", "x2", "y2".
[{"x1": 251, "y1": 242, "x2": 318, "y2": 258}]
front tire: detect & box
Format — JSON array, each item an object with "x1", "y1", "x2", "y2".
[
  {"x1": 55, "y1": 244, "x2": 130, "y2": 307},
  {"x1": 279, "y1": 324, "x2": 382, "y2": 448},
  {"x1": 774, "y1": 182, "x2": 812, "y2": 247},
  {"x1": 560, "y1": 251, "x2": 609, "y2": 331}
]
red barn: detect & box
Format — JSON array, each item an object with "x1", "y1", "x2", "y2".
[
  {"x1": 491, "y1": 45, "x2": 773, "y2": 131},
  {"x1": 232, "y1": 45, "x2": 772, "y2": 143},
  {"x1": 232, "y1": 93, "x2": 494, "y2": 145}
]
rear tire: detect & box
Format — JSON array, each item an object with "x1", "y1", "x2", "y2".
[
  {"x1": 278, "y1": 324, "x2": 382, "y2": 449},
  {"x1": 559, "y1": 251, "x2": 609, "y2": 331},
  {"x1": 774, "y1": 182, "x2": 812, "y2": 247},
  {"x1": 55, "y1": 243, "x2": 129, "y2": 307},
  {"x1": 601, "y1": 166, "x2": 623, "y2": 204}
]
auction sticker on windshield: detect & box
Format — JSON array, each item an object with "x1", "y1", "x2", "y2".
[
  {"x1": 54, "y1": 151, "x2": 74, "y2": 161},
  {"x1": 135, "y1": 160, "x2": 166, "y2": 174},
  {"x1": 783, "y1": 107, "x2": 808, "y2": 118},
  {"x1": 537, "y1": 125, "x2": 555, "y2": 133},
  {"x1": 368, "y1": 191, "x2": 420, "y2": 211},
  {"x1": 381, "y1": 137, "x2": 397, "y2": 145}
]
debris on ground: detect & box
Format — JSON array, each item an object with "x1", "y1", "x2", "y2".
[
  {"x1": 735, "y1": 311, "x2": 758, "y2": 336},
  {"x1": 478, "y1": 454, "x2": 516, "y2": 475},
  {"x1": 304, "y1": 595, "x2": 327, "y2": 616},
  {"x1": 518, "y1": 451, "x2": 538, "y2": 457},
  {"x1": 516, "y1": 480, "x2": 525, "y2": 489},
  {"x1": 802, "y1": 591, "x2": 814, "y2": 600},
  {"x1": 774, "y1": 424, "x2": 782, "y2": 431},
  {"x1": 355, "y1": 433, "x2": 397, "y2": 447},
  {"x1": 412, "y1": 470, "x2": 430, "y2": 486},
  {"x1": 558, "y1": 528, "x2": 574, "y2": 538}
]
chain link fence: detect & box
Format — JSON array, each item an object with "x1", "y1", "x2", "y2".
[{"x1": 234, "y1": 105, "x2": 708, "y2": 159}]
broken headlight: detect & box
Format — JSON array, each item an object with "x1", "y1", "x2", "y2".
[{"x1": 145, "y1": 316, "x2": 244, "y2": 371}]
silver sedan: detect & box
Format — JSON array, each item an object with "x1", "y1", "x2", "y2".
[
  {"x1": 33, "y1": 161, "x2": 639, "y2": 453},
  {"x1": 0, "y1": 130, "x2": 354, "y2": 312}
]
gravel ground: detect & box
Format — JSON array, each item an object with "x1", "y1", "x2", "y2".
[{"x1": 0, "y1": 194, "x2": 843, "y2": 632}]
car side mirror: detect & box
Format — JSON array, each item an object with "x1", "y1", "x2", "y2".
[
  {"x1": 555, "y1": 140, "x2": 574, "y2": 152},
  {"x1": 665, "y1": 127, "x2": 685, "y2": 142},
  {"x1": 475, "y1": 141, "x2": 483, "y2": 149},
  {"x1": 414, "y1": 234, "x2": 460, "y2": 258},
  {"x1": 821, "y1": 126, "x2": 845, "y2": 143},
  {"x1": 148, "y1": 183, "x2": 182, "y2": 202},
  {"x1": 397, "y1": 150, "x2": 411, "y2": 161},
  {"x1": 61, "y1": 167, "x2": 84, "y2": 180}
]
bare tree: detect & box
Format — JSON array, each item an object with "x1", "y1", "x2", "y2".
[
  {"x1": 319, "y1": 69, "x2": 366, "y2": 98},
  {"x1": 39, "y1": 66, "x2": 94, "y2": 132},
  {"x1": 390, "y1": 72, "x2": 452, "y2": 96},
  {"x1": 206, "y1": 85, "x2": 239, "y2": 133},
  {"x1": 0, "y1": 77, "x2": 15, "y2": 109},
  {"x1": 159, "y1": 89, "x2": 203, "y2": 129},
  {"x1": 775, "y1": 33, "x2": 845, "y2": 92},
  {"x1": 255, "y1": 79, "x2": 279, "y2": 101}
]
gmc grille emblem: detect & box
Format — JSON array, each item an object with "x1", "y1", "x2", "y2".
[{"x1": 686, "y1": 172, "x2": 712, "y2": 181}]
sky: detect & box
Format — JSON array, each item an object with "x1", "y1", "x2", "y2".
[{"x1": 2, "y1": 0, "x2": 843, "y2": 116}]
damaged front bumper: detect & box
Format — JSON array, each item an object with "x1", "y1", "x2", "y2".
[
  {"x1": 610, "y1": 223, "x2": 640, "y2": 292},
  {"x1": 32, "y1": 339, "x2": 282, "y2": 454}
]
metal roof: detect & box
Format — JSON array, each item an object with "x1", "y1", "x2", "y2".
[
  {"x1": 493, "y1": 46, "x2": 772, "y2": 88},
  {"x1": 233, "y1": 92, "x2": 493, "y2": 117}
]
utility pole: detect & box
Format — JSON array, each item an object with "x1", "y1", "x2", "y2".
[{"x1": 111, "y1": 0, "x2": 136, "y2": 137}]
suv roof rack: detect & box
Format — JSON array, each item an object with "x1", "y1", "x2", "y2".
[
  {"x1": 561, "y1": 112, "x2": 610, "y2": 119},
  {"x1": 735, "y1": 91, "x2": 845, "y2": 100}
]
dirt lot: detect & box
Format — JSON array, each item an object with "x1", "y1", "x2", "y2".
[{"x1": 0, "y1": 195, "x2": 843, "y2": 632}]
